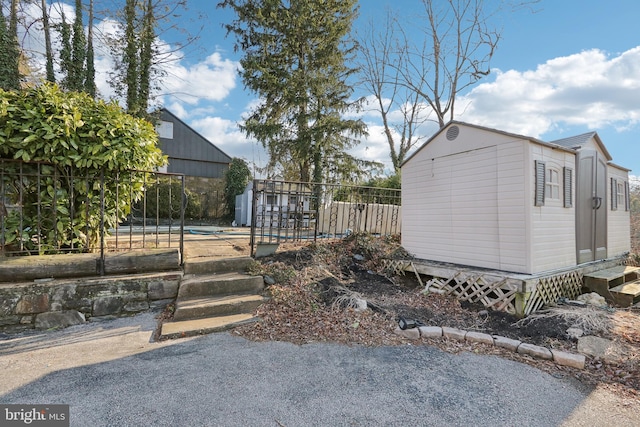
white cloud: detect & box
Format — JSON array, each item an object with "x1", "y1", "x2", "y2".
[
  {"x1": 349, "y1": 123, "x2": 393, "y2": 166},
  {"x1": 160, "y1": 52, "x2": 239, "y2": 109},
  {"x1": 190, "y1": 116, "x2": 268, "y2": 169},
  {"x1": 457, "y1": 47, "x2": 640, "y2": 137}
]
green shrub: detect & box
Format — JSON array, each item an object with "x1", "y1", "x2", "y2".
[
  {"x1": 0, "y1": 84, "x2": 166, "y2": 252},
  {"x1": 142, "y1": 180, "x2": 202, "y2": 220}
]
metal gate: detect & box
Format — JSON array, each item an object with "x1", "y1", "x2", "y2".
[{"x1": 248, "y1": 179, "x2": 401, "y2": 256}]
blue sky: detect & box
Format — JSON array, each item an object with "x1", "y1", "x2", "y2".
[{"x1": 17, "y1": 1, "x2": 640, "y2": 178}]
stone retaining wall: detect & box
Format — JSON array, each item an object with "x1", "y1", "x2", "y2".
[{"x1": 0, "y1": 272, "x2": 181, "y2": 333}]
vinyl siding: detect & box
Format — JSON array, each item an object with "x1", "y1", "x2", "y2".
[
  {"x1": 607, "y1": 166, "x2": 631, "y2": 256},
  {"x1": 529, "y1": 145, "x2": 576, "y2": 273},
  {"x1": 496, "y1": 142, "x2": 528, "y2": 272},
  {"x1": 402, "y1": 127, "x2": 529, "y2": 272},
  {"x1": 403, "y1": 122, "x2": 630, "y2": 275}
]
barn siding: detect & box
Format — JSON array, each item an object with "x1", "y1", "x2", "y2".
[
  {"x1": 529, "y1": 145, "x2": 576, "y2": 273},
  {"x1": 158, "y1": 109, "x2": 231, "y2": 179},
  {"x1": 608, "y1": 165, "x2": 631, "y2": 256}
]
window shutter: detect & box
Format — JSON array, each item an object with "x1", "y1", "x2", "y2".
[
  {"x1": 563, "y1": 167, "x2": 573, "y2": 208},
  {"x1": 534, "y1": 160, "x2": 545, "y2": 206},
  {"x1": 625, "y1": 180, "x2": 630, "y2": 211},
  {"x1": 611, "y1": 178, "x2": 618, "y2": 210}
]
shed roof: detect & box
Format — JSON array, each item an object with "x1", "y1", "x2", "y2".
[
  {"x1": 550, "y1": 132, "x2": 612, "y2": 161},
  {"x1": 402, "y1": 121, "x2": 577, "y2": 166}
]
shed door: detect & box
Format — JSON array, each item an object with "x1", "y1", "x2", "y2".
[{"x1": 576, "y1": 151, "x2": 607, "y2": 263}]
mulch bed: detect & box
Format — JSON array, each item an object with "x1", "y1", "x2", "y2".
[{"x1": 233, "y1": 234, "x2": 640, "y2": 399}]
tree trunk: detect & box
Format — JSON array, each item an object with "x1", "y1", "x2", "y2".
[{"x1": 41, "y1": 0, "x2": 55, "y2": 82}]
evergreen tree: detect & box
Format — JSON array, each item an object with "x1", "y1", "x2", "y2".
[
  {"x1": 0, "y1": 0, "x2": 21, "y2": 90},
  {"x1": 122, "y1": 0, "x2": 139, "y2": 115},
  {"x1": 84, "y1": 0, "x2": 96, "y2": 96},
  {"x1": 109, "y1": 0, "x2": 194, "y2": 118},
  {"x1": 57, "y1": 10, "x2": 73, "y2": 90},
  {"x1": 41, "y1": 0, "x2": 55, "y2": 82},
  {"x1": 219, "y1": 0, "x2": 367, "y2": 184},
  {"x1": 224, "y1": 158, "x2": 252, "y2": 218},
  {"x1": 137, "y1": 0, "x2": 155, "y2": 116},
  {"x1": 68, "y1": 0, "x2": 87, "y2": 91}
]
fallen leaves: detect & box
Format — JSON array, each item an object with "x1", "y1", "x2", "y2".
[{"x1": 235, "y1": 235, "x2": 640, "y2": 397}]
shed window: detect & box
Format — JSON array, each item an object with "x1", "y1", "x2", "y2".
[
  {"x1": 617, "y1": 182, "x2": 625, "y2": 208},
  {"x1": 545, "y1": 168, "x2": 560, "y2": 200},
  {"x1": 266, "y1": 195, "x2": 278, "y2": 206},
  {"x1": 610, "y1": 178, "x2": 623, "y2": 211}
]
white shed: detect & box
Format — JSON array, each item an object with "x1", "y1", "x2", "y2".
[{"x1": 401, "y1": 122, "x2": 631, "y2": 275}]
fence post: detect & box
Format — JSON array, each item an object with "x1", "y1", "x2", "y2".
[
  {"x1": 250, "y1": 179, "x2": 259, "y2": 257},
  {"x1": 180, "y1": 176, "x2": 185, "y2": 265},
  {"x1": 98, "y1": 170, "x2": 105, "y2": 276}
]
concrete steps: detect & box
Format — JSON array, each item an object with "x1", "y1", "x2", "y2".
[
  {"x1": 160, "y1": 313, "x2": 258, "y2": 339},
  {"x1": 584, "y1": 266, "x2": 640, "y2": 307},
  {"x1": 173, "y1": 294, "x2": 265, "y2": 321},
  {"x1": 178, "y1": 273, "x2": 264, "y2": 298},
  {"x1": 183, "y1": 256, "x2": 254, "y2": 275},
  {"x1": 160, "y1": 257, "x2": 266, "y2": 339}
]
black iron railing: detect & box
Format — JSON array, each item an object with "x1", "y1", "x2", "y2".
[
  {"x1": 249, "y1": 179, "x2": 401, "y2": 255},
  {"x1": 0, "y1": 159, "x2": 185, "y2": 272}
]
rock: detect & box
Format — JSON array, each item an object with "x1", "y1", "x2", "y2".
[
  {"x1": 93, "y1": 296, "x2": 123, "y2": 317},
  {"x1": 353, "y1": 254, "x2": 365, "y2": 262},
  {"x1": 394, "y1": 326, "x2": 420, "y2": 340},
  {"x1": 493, "y1": 336, "x2": 521, "y2": 352},
  {"x1": 35, "y1": 310, "x2": 85, "y2": 329},
  {"x1": 566, "y1": 327, "x2": 584, "y2": 339},
  {"x1": 465, "y1": 331, "x2": 494, "y2": 345},
  {"x1": 353, "y1": 298, "x2": 367, "y2": 312},
  {"x1": 0, "y1": 315, "x2": 21, "y2": 327},
  {"x1": 576, "y1": 292, "x2": 607, "y2": 307},
  {"x1": 551, "y1": 349, "x2": 585, "y2": 369},
  {"x1": 15, "y1": 294, "x2": 50, "y2": 314},
  {"x1": 263, "y1": 275, "x2": 276, "y2": 285},
  {"x1": 442, "y1": 327, "x2": 467, "y2": 341},
  {"x1": 418, "y1": 326, "x2": 443, "y2": 338},
  {"x1": 577, "y1": 335, "x2": 631, "y2": 364},
  {"x1": 123, "y1": 301, "x2": 150, "y2": 312},
  {"x1": 516, "y1": 343, "x2": 553, "y2": 360},
  {"x1": 148, "y1": 280, "x2": 179, "y2": 300},
  {"x1": 478, "y1": 310, "x2": 489, "y2": 316}
]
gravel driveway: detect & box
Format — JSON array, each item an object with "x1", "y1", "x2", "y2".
[{"x1": 1, "y1": 312, "x2": 638, "y2": 426}]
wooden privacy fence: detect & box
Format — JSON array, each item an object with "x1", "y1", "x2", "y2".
[
  {"x1": 0, "y1": 159, "x2": 185, "y2": 272},
  {"x1": 247, "y1": 179, "x2": 401, "y2": 255}
]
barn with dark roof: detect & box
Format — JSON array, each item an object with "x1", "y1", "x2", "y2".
[{"x1": 156, "y1": 108, "x2": 232, "y2": 179}]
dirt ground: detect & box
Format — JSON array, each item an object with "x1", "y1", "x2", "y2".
[{"x1": 232, "y1": 234, "x2": 640, "y2": 399}]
